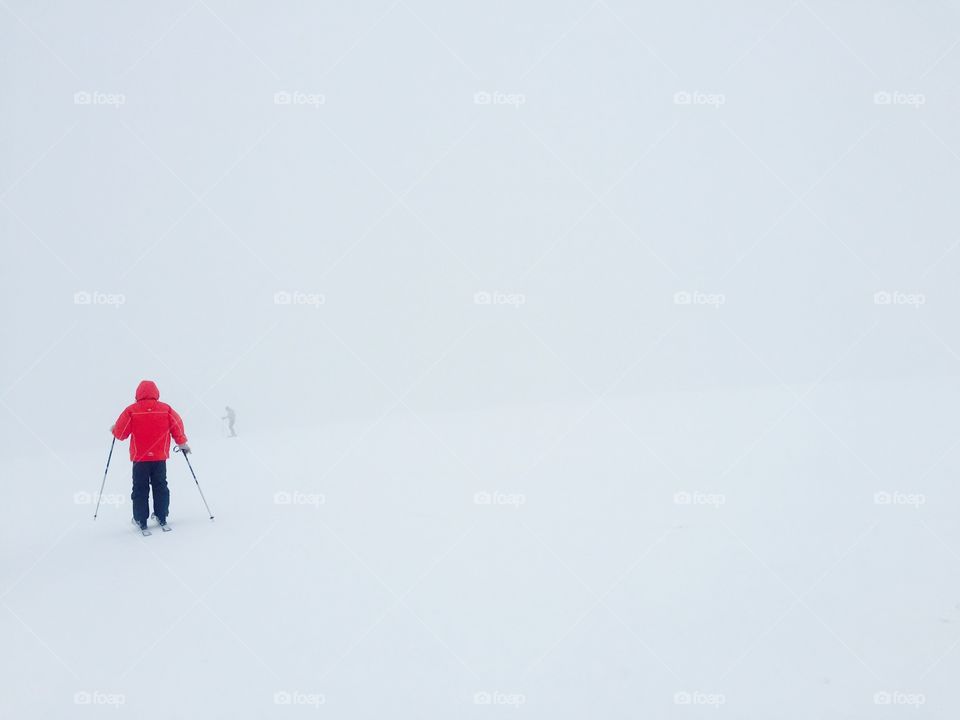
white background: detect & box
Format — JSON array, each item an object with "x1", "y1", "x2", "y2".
[{"x1": 3, "y1": 1, "x2": 960, "y2": 717}]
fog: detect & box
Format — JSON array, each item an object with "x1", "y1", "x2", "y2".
[{"x1": 3, "y1": 1, "x2": 960, "y2": 718}]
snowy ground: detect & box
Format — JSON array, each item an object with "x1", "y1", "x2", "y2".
[{"x1": 3, "y1": 378, "x2": 960, "y2": 718}]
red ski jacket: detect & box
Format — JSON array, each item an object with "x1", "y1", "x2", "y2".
[{"x1": 112, "y1": 380, "x2": 188, "y2": 462}]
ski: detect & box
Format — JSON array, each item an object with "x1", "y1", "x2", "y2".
[
  {"x1": 152, "y1": 514, "x2": 172, "y2": 532},
  {"x1": 132, "y1": 519, "x2": 151, "y2": 536}
]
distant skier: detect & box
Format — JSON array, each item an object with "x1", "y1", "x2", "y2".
[
  {"x1": 110, "y1": 380, "x2": 190, "y2": 532},
  {"x1": 222, "y1": 406, "x2": 237, "y2": 437}
]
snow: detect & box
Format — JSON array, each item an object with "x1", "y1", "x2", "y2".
[
  {"x1": 2, "y1": 379, "x2": 960, "y2": 717},
  {"x1": 5, "y1": 0, "x2": 960, "y2": 717}
]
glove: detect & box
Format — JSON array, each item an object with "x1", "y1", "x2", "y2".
[{"x1": 177, "y1": 443, "x2": 191, "y2": 454}]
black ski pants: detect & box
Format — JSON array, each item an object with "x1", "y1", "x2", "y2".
[{"x1": 132, "y1": 460, "x2": 169, "y2": 523}]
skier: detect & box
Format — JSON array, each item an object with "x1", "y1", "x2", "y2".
[
  {"x1": 110, "y1": 380, "x2": 190, "y2": 533},
  {"x1": 221, "y1": 406, "x2": 237, "y2": 437}
]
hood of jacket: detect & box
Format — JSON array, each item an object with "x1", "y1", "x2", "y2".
[{"x1": 135, "y1": 380, "x2": 160, "y2": 402}]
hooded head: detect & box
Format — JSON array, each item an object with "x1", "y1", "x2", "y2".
[{"x1": 135, "y1": 380, "x2": 160, "y2": 401}]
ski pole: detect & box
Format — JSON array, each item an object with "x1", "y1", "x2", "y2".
[
  {"x1": 175, "y1": 446, "x2": 214, "y2": 520},
  {"x1": 93, "y1": 437, "x2": 116, "y2": 520}
]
